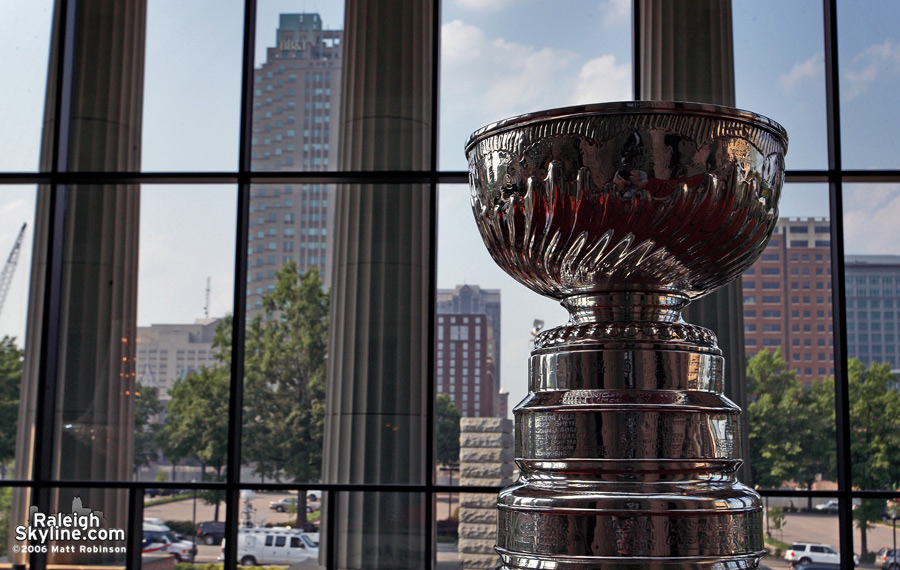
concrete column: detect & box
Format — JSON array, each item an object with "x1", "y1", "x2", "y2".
[
  {"x1": 458, "y1": 418, "x2": 514, "y2": 570},
  {"x1": 322, "y1": 0, "x2": 433, "y2": 568},
  {"x1": 12, "y1": 0, "x2": 144, "y2": 564},
  {"x1": 636, "y1": 0, "x2": 750, "y2": 481}
]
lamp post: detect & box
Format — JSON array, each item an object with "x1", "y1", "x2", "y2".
[
  {"x1": 438, "y1": 464, "x2": 459, "y2": 520},
  {"x1": 191, "y1": 479, "x2": 197, "y2": 551},
  {"x1": 887, "y1": 499, "x2": 898, "y2": 562}
]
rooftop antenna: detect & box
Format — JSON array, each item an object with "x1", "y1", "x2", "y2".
[{"x1": 204, "y1": 277, "x2": 210, "y2": 319}]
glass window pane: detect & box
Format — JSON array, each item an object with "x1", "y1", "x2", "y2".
[
  {"x1": 0, "y1": 2, "x2": 52, "y2": 172},
  {"x1": 838, "y1": 0, "x2": 900, "y2": 169},
  {"x1": 143, "y1": 486, "x2": 225, "y2": 565},
  {"x1": 241, "y1": 182, "x2": 330, "y2": 486},
  {"x1": 842, "y1": 183, "x2": 900, "y2": 494},
  {"x1": 138, "y1": 185, "x2": 236, "y2": 487},
  {"x1": 7, "y1": 486, "x2": 129, "y2": 566},
  {"x1": 743, "y1": 184, "x2": 837, "y2": 489},
  {"x1": 251, "y1": 5, "x2": 344, "y2": 173},
  {"x1": 439, "y1": 1, "x2": 633, "y2": 170},
  {"x1": 323, "y1": 491, "x2": 425, "y2": 567},
  {"x1": 733, "y1": 0, "x2": 828, "y2": 170},
  {"x1": 767, "y1": 496, "x2": 841, "y2": 562},
  {"x1": 0, "y1": 186, "x2": 37, "y2": 348},
  {"x1": 436, "y1": 490, "x2": 501, "y2": 568},
  {"x1": 436, "y1": 183, "x2": 566, "y2": 486},
  {"x1": 857, "y1": 498, "x2": 899, "y2": 564},
  {"x1": 142, "y1": 0, "x2": 244, "y2": 171}
]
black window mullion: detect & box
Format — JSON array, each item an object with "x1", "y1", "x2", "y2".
[
  {"x1": 823, "y1": 0, "x2": 855, "y2": 567},
  {"x1": 631, "y1": 0, "x2": 642, "y2": 100},
  {"x1": 30, "y1": 0, "x2": 78, "y2": 566},
  {"x1": 223, "y1": 0, "x2": 257, "y2": 567},
  {"x1": 425, "y1": 0, "x2": 442, "y2": 568}
]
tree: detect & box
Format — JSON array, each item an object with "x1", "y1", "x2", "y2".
[
  {"x1": 766, "y1": 505, "x2": 786, "y2": 540},
  {"x1": 746, "y1": 348, "x2": 834, "y2": 503},
  {"x1": 163, "y1": 263, "x2": 329, "y2": 526},
  {"x1": 0, "y1": 336, "x2": 23, "y2": 477},
  {"x1": 134, "y1": 381, "x2": 162, "y2": 475},
  {"x1": 435, "y1": 394, "x2": 460, "y2": 467},
  {"x1": 225, "y1": 262, "x2": 329, "y2": 526},
  {"x1": 747, "y1": 347, "x2": 799, "y2": 401},
  {"x1": 847, "y1": 359, "x2": 900, "y2": 557},
  {"x1": 158, "y1": 366, "x2": 230, "y2": 520}
]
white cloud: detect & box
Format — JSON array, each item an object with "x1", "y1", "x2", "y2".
[
  {"x1": 441, "y1": 19, "x2": 579, "y2": 121},
  {"x1": 442, "y1": 20, "x2": 630, "y2": 126},
  {"x1": 573, "y1": 54, "x2": 631, "y2": 104},
  {"x1": 440, "y1": 19, "x2": 486, "y2": 64},
  {"x1": 843, "y1": 39, "x2": 900, "y2": 100},
  {"x1": 862, "y1": 39, "x2": 900, "y2": 63},
  {"x1": 601, "y1": 0, "x2": 631, "y2": 28},
  {"x1": 778, "y1": 52, "x2": 823, "y2": 92},
  {"x1": 843, "y1": 184, "x2": 900, "y2": 255},
  {"x1": 844, "y1": 64, "x2": 878, "y2": 100}
]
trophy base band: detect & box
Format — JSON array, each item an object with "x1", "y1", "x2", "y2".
[{"x1": 496, "y1": 321, "x2": 763, "y2": 568}]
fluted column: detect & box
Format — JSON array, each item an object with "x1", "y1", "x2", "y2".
[
  {"x1": 323, "y1": 1, "x2": 433, "y2": 568},
  {"x1": 12, "y1": 0, "x2": 144, "y2": 565},
  {"x1": 636, "y1": 0, "x2": 750, "y2": 481}
]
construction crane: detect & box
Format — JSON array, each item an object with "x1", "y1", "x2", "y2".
[{"x1": 0, "y1": 223, "x2": 27, "y2": 320}]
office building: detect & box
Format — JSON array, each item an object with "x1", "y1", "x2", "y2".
[
  {"x1": 247, "y1": 14, "x2": 342, "y2": 312},
  {"x1": 135, "y1": 318, "x2": 223, "y2": 403},
  {"x1": 742, "y1": 217, "x2": 835, "y2": 385},
  {"x1": 436, "y1": 285, "x2": 505, "y2": 417},
  {"x1": 845, "y1": 255, "x2": 900, "y2": 370}
]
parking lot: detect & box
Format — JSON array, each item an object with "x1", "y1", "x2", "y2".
[
  {"x1": 144, "y1": 491, "x2": 315, "y2": 563},
  {"x1": 145, "y1": 496, "x2": 897, "y2": 566}
]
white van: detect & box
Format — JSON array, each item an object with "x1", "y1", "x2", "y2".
[
  {"x1": 142, "y1": 522, "x2": 197, "y2": 562},
  {"x1": 224, "y1": 527, "x2": 319, "y2": 566}
]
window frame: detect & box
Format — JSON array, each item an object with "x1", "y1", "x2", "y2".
[{"x1": 3, "y1": 0, "x2": 900, "y2": 568}]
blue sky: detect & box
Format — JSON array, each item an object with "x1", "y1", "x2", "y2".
[{"x1": 1, "y1": 0, "x2": 899, "y2": 418}]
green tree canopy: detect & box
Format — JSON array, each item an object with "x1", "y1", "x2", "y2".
[
  {"x1": 133, "y1": 381, "x2": 162, "y2": 474},
  {"x1": 747, "y1": 348, "x2": 834, "y2": 499},
  {"x1": 847, "y1": 359, "x2": 900, "y2": 556},
  {"x1": 0, "y1": 336, "x2": 23, "y2": 475},
  {"x1": 435, "y1": 394, "x2": 460, "y2": 467},
  {"x1": 209, "y1": 262, "x2": 329, "y2": 527},
  {"x1": 158, "y1": 366, "x2": 230, "y2": 520},
  {"x1": 240, "y1": 262, "x2": 328, "y2": 484}
]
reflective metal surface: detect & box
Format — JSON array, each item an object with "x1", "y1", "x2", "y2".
[{"x1": 465, "y1": 101, "x2": 787, "y2": 569}]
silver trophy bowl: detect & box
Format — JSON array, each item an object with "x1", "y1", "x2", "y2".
[{"x1": 466, "y1": 101, "x2": 788, "y2": 569}]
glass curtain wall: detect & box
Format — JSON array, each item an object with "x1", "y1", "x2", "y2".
[{"x1": 1, "y1": 0, "x2": 898, "y2": 569}]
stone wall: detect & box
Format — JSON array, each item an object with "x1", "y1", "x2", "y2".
[{"x1": 458, "y1": 417, "x2": 515, "y2": 570}]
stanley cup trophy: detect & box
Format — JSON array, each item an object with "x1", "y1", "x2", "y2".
[{"x1": 465, "y1": 102, "x2": 788, "y2": 569}]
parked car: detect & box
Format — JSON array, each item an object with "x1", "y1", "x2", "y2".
[
  {"x1": 269, "y1": 497, "x2": 297, "y2": 512},
  {"x1": 784, "y1": 543, "x2": 857, "y2": 567},
  {"x1": 814, "y1": 500, "x2": 840, "y2": 514},
  {"x1": 877, "y1": 547, "x2": 898, "y2": 570},
  {"x1": 197, "y1": 520, "x2": 226, "y2": 545},
  {"x1": 269, "y1": 495, "x2": 317, "y2": 513},
  {"x1": 142, "y1": 522, "x2": 197, "y2": 562},
  {"x1": 222, "y1": 527, "x2": 318, "y2": 566}
]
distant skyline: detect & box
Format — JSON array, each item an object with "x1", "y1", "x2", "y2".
[{"x1": 2, "y1": 0, "x2": 900, "y2": 418}]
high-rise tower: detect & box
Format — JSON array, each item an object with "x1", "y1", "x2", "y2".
[{"x1": 247, "y1": 14, "x2": 342, "y2": 313}]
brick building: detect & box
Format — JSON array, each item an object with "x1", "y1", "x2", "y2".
[
  {"x1": 741, "y1": 217, "x2": 834, "y2": 385},
  {"x1": 436, "y1": 285, "x2": 506, "y2": 417}
]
